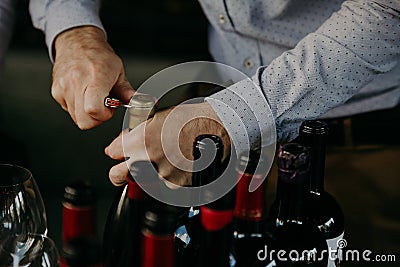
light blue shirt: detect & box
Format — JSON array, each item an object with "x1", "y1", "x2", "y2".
[
  {"x1": 202, "y1": 0, "x2": 400, "y2": 153},
  {"x1": 26, "y1": 0, "x2": 400, "y2": 153}
]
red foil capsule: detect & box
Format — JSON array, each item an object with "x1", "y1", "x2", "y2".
[
  {"x1": 233, "y1": 172, "x2": 265, "y2": 221},
  {"x1": 62, "y1": 181, "x2": 96, "y2": 245},
  {"x1": 141, "y1": 231, "x2": 175, "y2": 267}
]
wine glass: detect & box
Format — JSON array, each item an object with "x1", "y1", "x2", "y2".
[
  {"x1": 0, "y1": 233, "x2": 60, "y2": 266},
  {"x1": 0, "y1": 164, "x2": 47, "y2": 240}
]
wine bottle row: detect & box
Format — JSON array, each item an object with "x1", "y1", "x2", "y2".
[
  {"x1": 61, "y1": 119, "x2": 344, "y2": 267},
  {"x1": 98, "y1": 121, "x2": 344, "y2": 267}
]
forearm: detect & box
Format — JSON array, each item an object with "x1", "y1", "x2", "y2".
[
  {"x1": 29, "y1": 0, "x2": 105, "y2": 62},
  {"x1": 206, "y1": 0, "x2": 400, "y2": 153}
]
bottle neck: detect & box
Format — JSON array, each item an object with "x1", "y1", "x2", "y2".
[
  {"x1": 62, "y1": 203, "x2": 96, "y2": 245},
  {"x1": 308, "y1": 136, "x2": 326, "y2": 195},
  {"x1": 234, "y1": 171, "x2": 265, "y2": 222},
  {"x1": 127, "y1": 178, "x2": 147, "y2": 201},
  {"x1": 141, "y1": 230, "x2": 175, "y2": 267},
  {"x1": 277, "y1": 169, "x2": 308, "y2": 224},
  {"x1": 201, "y1": 206, "x2": 233, "y2": 231},
  {"x1": 299, "y1": 123, "x2": 328, "y2": 195}
]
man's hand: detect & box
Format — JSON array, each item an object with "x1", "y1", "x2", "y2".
[
  {"x1": 104, "y1": 102, "x2": 230, "y2": 186},
  {"x1": 52, "y1": 26, "x2": 134, "y2": 129}
]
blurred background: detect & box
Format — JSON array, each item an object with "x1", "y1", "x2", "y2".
[{"x1": 0, "y1": 0, "x2": 210, "y2": 249}]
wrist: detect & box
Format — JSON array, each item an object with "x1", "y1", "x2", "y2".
[
  {"x1": 194, "y1": 102, "x2": 231, "y2": 159},
  {"x1": 54, "y1": 26, "x2": 110, "y2": 60}
]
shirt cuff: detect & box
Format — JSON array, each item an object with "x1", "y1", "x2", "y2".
[
  {"x1": 205, "y1": 77, "x2": 276, "y2": 155},
  {"x1": 44, "y1": 0, "x2": 105, "y2": 62}
]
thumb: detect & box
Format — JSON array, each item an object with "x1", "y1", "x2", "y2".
[{"x1": 112, "y1": 75, "x2": 136, "y2": 104}]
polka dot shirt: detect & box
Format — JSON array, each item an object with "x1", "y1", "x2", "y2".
[
  {"x1": 202, "y1": 0, "x2": 400, "y2": 154},
  {"x1": 28, "y1": 0, "x2": 400, "y2": 155}
]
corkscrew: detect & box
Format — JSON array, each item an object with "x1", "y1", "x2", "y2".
[
  {"x1": 105, "y1": 94, "x2": 157, "y2": 129},
  {"x1": 104, "y1": 97, "x2": 134, "y2": 109}
]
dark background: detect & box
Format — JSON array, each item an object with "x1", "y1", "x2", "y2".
[{"x1": 10, "y1": 0, "x2": 210, "y2": 59}]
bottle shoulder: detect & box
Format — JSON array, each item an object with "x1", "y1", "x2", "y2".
[{"x1": 306, "y1": 192, "x2": 345, "y2": 238}]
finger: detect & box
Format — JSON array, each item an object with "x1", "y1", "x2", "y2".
[
  {"x1": 75, "y1": 86, "x2": 103, "y2": 130},
  {"x1": 112, "y1": 151, "x2": 152, "y2": 186},
  {"x1": 84, "y1": 83, "x2": 115, "y2": 122},
  {"x1": 60, "y1": 88, "x2": 78, "y2": 125},
  {"x1": 105, "y1": 131, "x2": 124, "y2": 160},
  {"x1": 109, "y1": 161, "x2": 129, "y2": 186},
  {"x1": 51, "y1": 86, "x2": 68, "y2": 112},
  {"x1": 109, "y1": 122, "x2": 147, "y2": 159},
  {"x1": 104, "y1": 129, "x2": 128, "y2": 158},
  {"x1": 112, "y1": 75, "x2": 136, "y2": 103}
]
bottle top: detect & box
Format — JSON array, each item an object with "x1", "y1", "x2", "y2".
[
  {"x1": 193, "y1": 134, "x2": 224, "y2": 157},
  {"x1": 143, "y1": 207, "x2": 177, "y2": 235},
  {"x1": 63, "y1": 180, "x2": 96, "y2": 206},
  {"x1": 300, "y1": 120, "x2": 329, "y2": 135},
  {"x1": 127, "y1": 94, "x2": 157, "y2": 129},
  {"x1": 128, "y1": 94, "x2": 157, "y2": 109},
  {"x1": 192, "y1": 134, "x2": 224, "y2": 187},
  {"x1": 277, "y1": 143, "x2": 309, "y2": 175}
]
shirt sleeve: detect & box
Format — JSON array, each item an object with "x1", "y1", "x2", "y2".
[
  {"x1": 29, "y1": 0, "x2": 105, "y2": 62},
  {"x1": 206, "y1": 0, "x2": 400, "y2": 154}
]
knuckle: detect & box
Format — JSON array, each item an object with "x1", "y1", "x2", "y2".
[
  {"x1": 84, "y1": 103, "x2": 103, "y2": 116},
  {"x1": 106, "y1": 146, "x2": 120, "y2": 160},
  {"x1": 51, "y1": 85, "x2": 64, "y2": 103}
]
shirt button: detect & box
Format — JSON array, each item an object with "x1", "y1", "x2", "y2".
[
  {"x1": 219, "y1": 14, "x2": 226, "y2": 24},
  {"x1": 244, "y1": 58, "x2": 254, "y2": 69}
]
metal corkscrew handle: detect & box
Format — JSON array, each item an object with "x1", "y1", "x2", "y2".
[
  {"x1": 104, "y1": 97, "x2": 134, "y2": 109},
  {"x1": 104, "y1": 94, "x2": 157, "y2": 129}
]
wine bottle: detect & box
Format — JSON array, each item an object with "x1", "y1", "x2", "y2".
[
  {"x1": 175, "y1": 134, "x2": 226, "y2": 267},
  {"x1": 193, "y1": 135, "x2": 234, "y2": 267},
  {"x1": 231, "y1": 149, "x2": 276, "y2": 267},
  {"x1": 62, "y1": 180, "x2": 97, "y2": 246},
  {"x1": 299, "y1": 120, "x2": 345, "y2": 267},
  {"x1": 102, "y1": 94, "x2": 156, "y2": 267},
  {"x1": 271, "y1": 143, "x2": 328, "y2": 267},
  {"x1": 102, "y1": 161, "x2": 157, "y2": 267},
  {"x1": 141, "y1": 206, "x2": 177, "y2": 267}
]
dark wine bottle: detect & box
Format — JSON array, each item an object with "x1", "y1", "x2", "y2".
[
  {"x1": 102, "y1": 161, "x2": 156, "y2": 267},
  {"x1": 231, "y1": 149, "x2": 276, "y2": 267},
  {"x1": 193, "y1": 135, "x2": 234, "y2": 267},
  {"x1": 102, "y1": 184, "x2": 128, "y2": 267},
  {"x1": 299, "y1": 120, "x2": 345, "y2": 267},
  {"x1": 271, "y1": 143, "x2": 328, "y2": 267},
  {"x1": 62, "y1": 180, "x2": 97, "y2": 246},
  {"x1": 141, "y1": 206, "x2": 177, "y2": 267},
  {"x1": 102, "y1": 94, "x2": 156, "y2": 267},
  {"x1": 175, "y1": 134, "x2": 226, "y2": 267}
]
